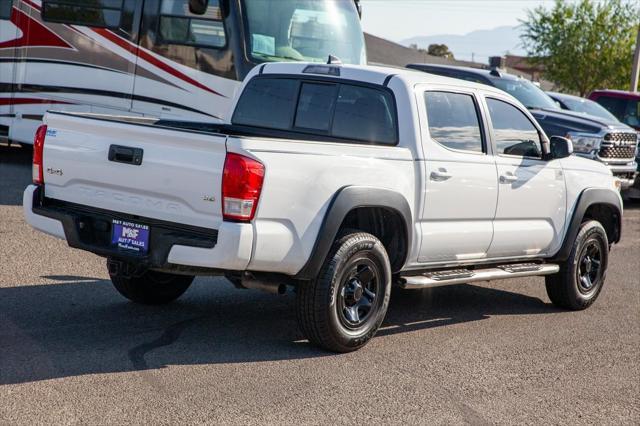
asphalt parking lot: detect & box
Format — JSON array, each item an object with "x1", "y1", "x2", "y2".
[{"x1": 1, "y1": 143, "x2": 638, "y2": 425}]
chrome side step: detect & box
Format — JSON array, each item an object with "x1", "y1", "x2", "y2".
[{"x1": 399, "y1": 263, "x2": 560, "y2": 289}]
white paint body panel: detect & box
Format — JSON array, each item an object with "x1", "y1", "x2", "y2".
[
  {"x1": 414, "y1": 83, "x2": 498, "y2": 262},
  {"x1": 167, "y1": 222, "x2": 254, "y2": 270},
  {"x1": 42, "y1": 113, "x2": 227, "y2": 230},
  {"x1": 24, "y1": 63, "x2": 622, "y2": 276},
  {"x1": 228, "y1": 137, "x2": 416, "y2": 275},
  {"x1": 489, "y1": 156, "x2": 567, "y2": 257},
  {"x1": 23, "y1": 185, "x2": 65, "y2": 239}
]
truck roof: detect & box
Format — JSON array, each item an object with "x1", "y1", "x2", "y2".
[{"x1": 257, "y1": 62, "x2": 507, "y2": 96}]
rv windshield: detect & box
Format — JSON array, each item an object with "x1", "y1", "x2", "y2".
[{"x1": 242, "y1": 0, "x2": 366, "y2": 65}]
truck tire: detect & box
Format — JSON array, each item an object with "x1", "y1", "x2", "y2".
[
  {"x1": 545, "y1": 220, "x2": 608, "y2": 310},
  {"x1": 296, "y1": 232, "x2": 392, "y2": 353},
  {"x1": 109, "y1": 265, "x2": 194, "y2": 305}
]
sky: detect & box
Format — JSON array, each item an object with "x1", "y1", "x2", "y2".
[{"x1": 360, "y1": 0, "x2": 585, "y2": 42}]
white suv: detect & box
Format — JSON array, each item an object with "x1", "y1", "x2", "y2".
[{"x1": 24, "y1": 63, "x2": 623, "y2": 352}]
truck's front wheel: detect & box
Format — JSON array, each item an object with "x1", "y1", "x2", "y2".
[
  {"x1": 296, "y1": 232, "x2": 391, "y2": 353},
  {"x1": 545, "y1": 220, "x2": 609, "y2": 310},
  {"x1": 108, "y1": 261, "x2": 194, "y2": 305}
]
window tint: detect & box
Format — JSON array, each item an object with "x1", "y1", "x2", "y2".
[
  {"x1": 424, "y1": 91, "x2": 483, "y2": 153},
  {"x1": 562, "y1": 97, "x2": 619, "y2": 122},
  {"x1": 159, "y1": 0, "x2": 226, "y2": 48},
  {"x1": 486, "y1": 98, "x2": 542, "y2": 158},
  {"x1": 490, "y1": 78, "x2": 558, "y2": 110},
  {"x1": 332, "y1": 85, "x2": 396, "y2": 144},
  {"x1": 232, "y1": 78, "x2": 397, "y2": 145},
  {"x1": 232, "y1": 78, "x2": 299, "y2": 130},
  {"x1": 42, "y1": 0, "x2": 123, "y2": 28},
  {"x1": 460, "y1": 75, "x2": 489, "y2": 85},
  {"x1": 596, "y1": 97, "x2": 640, "y2": 128},
  {"x1": 294, "y1": 83, "x2": 337, "y2": 131},
  {"x1": 0, "y1": 1, "x2": 12, "y2": 20}
]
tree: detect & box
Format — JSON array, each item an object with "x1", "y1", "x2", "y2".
[
  {"x1": 427, "y1": 44, "x2": 454, "y2": 59},
  {"x1": 520, "y1": 0, "x2": 639, "y2": 96}
]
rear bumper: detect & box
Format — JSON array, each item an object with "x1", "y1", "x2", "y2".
[{"x1": 23, "y1": 185, "x2": 253, "y2": 272}]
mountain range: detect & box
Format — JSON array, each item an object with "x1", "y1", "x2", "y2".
[{"x1": 400, "y1": 26, "x2": 526, "y2": 63}]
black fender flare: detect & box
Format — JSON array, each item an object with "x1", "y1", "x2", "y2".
[
  {"x1": 551, "y1": 187, "x2": 622, "y2": 261},
  {"x1": 294, "y1": 186, "x2": 412, "y2": 280}
]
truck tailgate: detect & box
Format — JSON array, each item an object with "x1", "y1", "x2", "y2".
[{"x1": 41, "y1": 112, "x2": 226, "y2": 230}]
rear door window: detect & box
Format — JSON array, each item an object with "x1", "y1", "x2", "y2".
[
  {"x1": 232, "y1": 77, "x2": 398, "y2": 145},
  {"x1": 424, "y1": 91, "x2": 484, "y2": 153}
]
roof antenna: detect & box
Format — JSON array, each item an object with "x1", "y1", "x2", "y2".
[{"x1": 327, "y1": 55, "x2": 342, "y2": 65}]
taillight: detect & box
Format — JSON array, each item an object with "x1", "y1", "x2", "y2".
[
  {"x1": 222, "y1": 152, "x2": 265, "y2": 222},
  {"x1": 32, "y1": 124, "x2": 47, "y2": 185}
]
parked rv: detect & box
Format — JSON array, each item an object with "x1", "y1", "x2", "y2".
[{"x1": 0, "y1": 0, "x2": 366, "y2": 145}]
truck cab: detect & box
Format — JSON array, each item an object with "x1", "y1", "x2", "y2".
[{"x1": 407, "y1": 64, "x2": 639, "y2": 190}]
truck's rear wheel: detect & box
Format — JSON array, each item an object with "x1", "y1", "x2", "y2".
[
  {"x1": 545, "y1": 220, "x2": 608, "y2": 310},
  {"x1": 296, "y1": 232, "x2": 391, "y2": 353},
  {"x1": 108, "y1": 261, "x2": 194, "y2": 305}
]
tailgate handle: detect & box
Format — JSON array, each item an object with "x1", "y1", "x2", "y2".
[{"x1": 108, "y1": 145, "x2": 143, "y2": 166}]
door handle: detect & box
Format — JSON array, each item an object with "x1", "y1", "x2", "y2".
[
  {"x1": 108, "y1": 144, "x2": 144, "y2": 166},
  {"x1": 430, "y1": 168, "x2": 452, "y2": 181},
  {"x1": 499, "y1": 173, "x2": 518, "y2": 183}
]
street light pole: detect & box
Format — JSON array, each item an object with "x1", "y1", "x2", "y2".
[{"x1": 631, "y1": 26, "x2": 640, "y2": 92}]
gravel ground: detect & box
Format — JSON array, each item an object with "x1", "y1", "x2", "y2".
[{"x1": 1, "y1": 143, "x2": 638, "y2": 425}]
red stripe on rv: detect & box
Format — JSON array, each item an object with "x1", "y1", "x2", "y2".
[
  {"x1": 0, "y1": 7, "x2": 71, "y2": 50},
  {"x1": 92, "y1": 28, "x2": 226, "y2": 98},
  {"x1": 0, "y1": 98, "x2": 74, "y2": 106}
]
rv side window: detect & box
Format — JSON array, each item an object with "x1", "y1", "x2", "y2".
[
  {"x1": 159, "y1": 0, "x2": 226, "y2": 48},
  {"x1": 0, "y1": 1, "x2": 12, "y2": 20},
  {"x1": 42, "y1": 0, "x2": 124, "y2": 28}
]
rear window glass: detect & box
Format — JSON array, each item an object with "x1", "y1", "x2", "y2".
[
  {"x1": 232, "y1": 78, "x2": 299, "y2": 130},
  {"x1": 232, "y1": 77, "x2": 397, "y2": 145},
  {"x1": 332, "y1": 85, "x2": 397, "y2": 144},
  {"x1": 295, "y1": 83, "x2": 338, "y2": 131}
]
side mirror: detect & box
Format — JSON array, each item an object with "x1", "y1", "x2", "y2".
[
  {"x1": 549, "y1": 136, "x2": 573, "y2": 159},
  {"x1": 189, "y1": 0, "x2": 209, "y2": 15}
]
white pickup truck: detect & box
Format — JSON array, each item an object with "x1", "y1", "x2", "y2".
[{"x1": 24, "y1": 63, "x2": 623, "y2": 352}]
